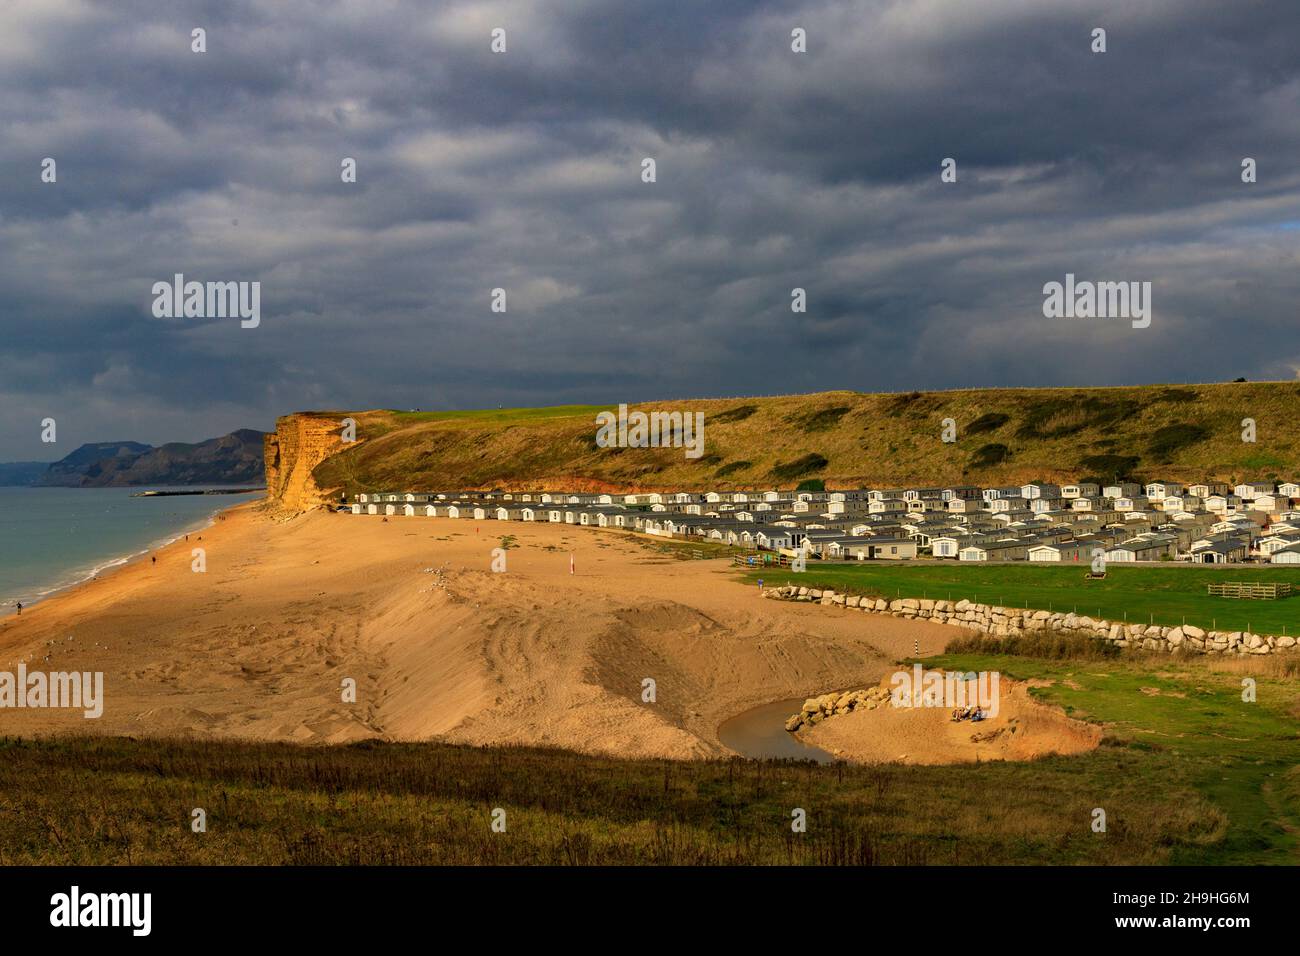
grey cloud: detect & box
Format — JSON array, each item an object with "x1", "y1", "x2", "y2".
[{"x1": 1, "y1": 0, "x2": 1299, "y2": 458}]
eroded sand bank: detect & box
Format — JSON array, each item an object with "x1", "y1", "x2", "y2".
[{"x1": 797, "y1": 676, "x2": 1102, "y2": 765}]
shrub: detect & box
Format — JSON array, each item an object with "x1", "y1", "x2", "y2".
[
  {"x1": 715, "y1": 460, "x2": 751, "y2": 477},
  {"x1": 712, "y1": 404, "x2": 759, "y2": 424},
  {"x1": 771, "y1": 453, "x2": 828, "y2": 481},
  {"x1": 789, "y1": 406, "x2": 851, "y2": 432},
  {"x1": 885, "y1": 391, "x2": 926, "y2": 416},
  {"x1": 1016, "y1": 396, "x2": 1139, "y2": 440},
  {"x1": 1078, "y1": 454, "x2": 1142, "y2": 483},
  {"x1": 966, "y1": 412, "x2": 1010, "y2": 435},
  {"x1": 1147, "y1": 423, "x2": 1209, "y2": 462},
  {"x1": 944, "y1": 631, "x2": 1121, "y2": 661},
  {"x1": 968, "y1": 443, "x2": 1010, "y2": 468},
  {"x1": 1239, "y1": 452, "x2": 1285, "y2": 470}
]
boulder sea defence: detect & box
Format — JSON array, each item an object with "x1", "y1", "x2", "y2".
[{"x1": 760, "y1": 586, "x2": 1294, "y2": 657}]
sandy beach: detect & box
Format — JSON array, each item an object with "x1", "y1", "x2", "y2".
[
  {"x1": 0, "y1": 503, "x2": 951, "y2": 757},
  {"x1": 0, "y1": 503, "x2": 1098, "y2": 762}
]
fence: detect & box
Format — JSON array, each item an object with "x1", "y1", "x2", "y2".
[
  {"x1": 733, "y1": 552, "x2": 792, "y2": 568},
  {"x1": 1206, "y1": 582, "x2": 1294, "y2": 600}
]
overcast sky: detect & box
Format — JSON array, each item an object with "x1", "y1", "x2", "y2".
[{"x1": 2, "y1": 0, "x2": 1299, "y2": 459}]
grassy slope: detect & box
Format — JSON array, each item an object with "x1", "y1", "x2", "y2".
[
  {"x1": 307, "y1": 382, "x2": 1300, "y2": 496},
  {"x1": 1, "y1": 651, "x2": 1295, "y2": 865},
  {"x1": 748, "y1": 564, "x2": 1300, "y2": 634}
]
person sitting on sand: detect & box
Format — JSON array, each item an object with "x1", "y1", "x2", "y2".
[{"x1": 969, "y1": 706, "x2": 985, "y2": 722}]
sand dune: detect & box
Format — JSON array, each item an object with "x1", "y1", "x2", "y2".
[
  {"x1": 0, "y1": 504, "x2": 969, "y2": 758},
  {"x1": 798, "y1": 677, "x2": 1103, "y2": 765}
]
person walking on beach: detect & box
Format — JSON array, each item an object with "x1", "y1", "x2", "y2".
[
  {"x1": 15, "y1": 602, "x2": 21, "y2": 616},
  {"x1": 151, "y1": 555, "x2": 156, "y2": 566}
]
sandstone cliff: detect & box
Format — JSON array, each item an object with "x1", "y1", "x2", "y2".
[{"x1": 263, "y1": 414, "x2": 350, "y2": 511}]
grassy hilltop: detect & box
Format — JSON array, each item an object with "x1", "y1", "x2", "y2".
[{"x1": 307, "y1": 382, "x2": 1300, "y2": 495}]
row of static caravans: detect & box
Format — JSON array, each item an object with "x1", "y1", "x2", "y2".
[
  {"x1": 351, "y1": 501, "x2": 635, "y2": 527},
  {"x1": 349, "y1": 502, "x2": 816, "y2": 552}
]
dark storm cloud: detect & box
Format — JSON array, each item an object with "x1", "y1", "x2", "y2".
[{"x1": 2, "y1": 0, "x2": 1299, "y2": 458}]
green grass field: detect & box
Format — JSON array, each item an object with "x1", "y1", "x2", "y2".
[
  {"x1": 1, "y1": 647, "x2": 1296, "y2": 865},
  {"x1": 930, "y1": 647, "x2": 1300, "y2": 865},
  {"x1": 390, "y1": 404, "x2": 609, "y2": 424},
  {"x1": 748, "y1": 563, "x2": 1300, "y2": 634}
]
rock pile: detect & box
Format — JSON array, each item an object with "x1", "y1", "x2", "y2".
[
  {"x1": 762, "y1": 585, "x2": 1294, "y2": 656},
  {"x1": 785, "y1": 684, "x2": 892, "y2": 732}
]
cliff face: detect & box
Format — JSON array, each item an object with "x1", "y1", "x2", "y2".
[{"x1": 264, "y1": 415, "x2": 348, "y2": 511}]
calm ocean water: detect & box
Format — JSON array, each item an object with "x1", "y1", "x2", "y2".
[{"x1": 0, "y1": 487, "x2": 263, "y2": 611}]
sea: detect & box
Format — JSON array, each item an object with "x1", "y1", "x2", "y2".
[{"x1": 0, "y1": 487, "x2": 263, "y2": 612}]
